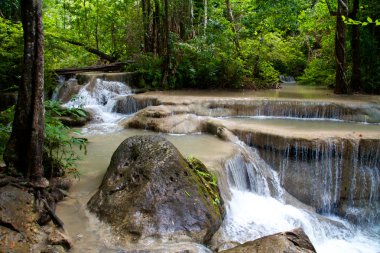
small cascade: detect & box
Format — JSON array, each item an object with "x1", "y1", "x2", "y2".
[
  {"x1": 61, "y1": 77, "x2": 133, "y2": 134},
  {"x1": 219, "y1": 139, "x2": 380, "y2": 253},
  {"x1": 225, "y1": 141, "x2": 283, "y2": 198},
  {"x1": 256, "y1": 138, "x2": 380, "y2": 224},
  {"x1": 51, "y1": 75, "x2": 66, "y2": 101},
  {"x1": 279, "y1": 75, "x2": 296, "y2": 84},
  {"x1": 208, "y1": 100, "x2": 380, "y2": 123},
  {"x1": 113, "y1": 96, "x2": 156, "y2": 115}
]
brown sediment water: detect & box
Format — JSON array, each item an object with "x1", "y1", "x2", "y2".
[{"x1": 56, "y1": 129, "x2": 236, "y2": 252}]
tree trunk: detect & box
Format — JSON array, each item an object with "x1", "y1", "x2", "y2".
[
  {"x1": 334, "y1": 0, "x2": 348, "y2": 94},
  {"x1": 350, "y1": 0, "x2": 361, "y2": 92},
  {"x1": 203, "y1": 0, "x2": 207, "y2": 34},
  {"x1": 161, "y1": 0, "x2": 170, "y2": 86},
  {"x1": 4, "y1": 0, "x2": 45, "y2": 181},
  {"x1": 95, "y1": 0, "x2": 100, "y2": 51},
  {"x1": 153, "y1": 0, "x2": 160, "y2": 55},
  {"x1": 225, "y1": 0, "x2": 241, "y2": 52},
  {"x1": 142, "y1": 0, "x2": 152, "y2": 52},
  {"x1": 189, "y1": 0, "x2": 195, "y2": 38}
]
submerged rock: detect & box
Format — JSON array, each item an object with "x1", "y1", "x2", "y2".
[
  {"x1": 220, "y1": 228, "x2": 316, "y2": 253},
  {"x1": 87, "y1": 135, "x2": 223, "y2": 245}
]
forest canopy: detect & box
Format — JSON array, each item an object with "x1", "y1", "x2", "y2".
[{"x1": 0, "y1": 0, "x2": 379, "y2": 93}]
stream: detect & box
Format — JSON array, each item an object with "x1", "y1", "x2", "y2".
[{"x1": 56, "y1": 75, "x2": 380, "y2": 252}]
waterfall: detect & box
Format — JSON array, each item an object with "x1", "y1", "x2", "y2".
[
  {"x1": 225, "y1": 141, "x2": 283, "y2": 198},
  {"x1": 256, "y1": 138, "x2": 380, "y2": 223},
  {"x1": 218, "y1": 140, "x2": 380, "y2": 253},
  {"x1": 61, "y1": 77, "x2": 133, "y2": 134},
  {"x1": 279, "y1": 75, "x2": 296, "y2": 84},
  {"x1": 210, "y1": 100, "x2": 380, "y2": 123}
]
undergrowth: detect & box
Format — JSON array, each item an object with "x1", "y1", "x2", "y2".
[{"x1": 0, "y1": 101, "x2": 87, "y2": 179}]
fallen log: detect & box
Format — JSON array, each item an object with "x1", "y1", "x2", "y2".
[{"x1": 55, "y1": 62, "x2": 132, "y2": 76}]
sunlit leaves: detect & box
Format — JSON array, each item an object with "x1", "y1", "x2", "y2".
[{"x1": 342, "y1": 15, "x2": 379, "y2": 26}]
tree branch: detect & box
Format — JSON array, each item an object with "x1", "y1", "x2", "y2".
[
  {"x1": 61, "y1": 38, "x2": 118, "y2": 63},
  {"x1": 338, "y1": 0, "x2": 348, "y2": 13}
]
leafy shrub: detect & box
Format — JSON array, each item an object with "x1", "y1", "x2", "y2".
[
  {"x1": 0, "y1": 18, "x2": 23, "y2": 90},
  {"x1": 298, "y1": 58, "x2": 335, "y2": 86},
  {"x1": 0, "y1": 101, "x2": 87, "y2": 178},
  {"x1": 127, "y1": 53, "x2": 163, "y2": 89}
]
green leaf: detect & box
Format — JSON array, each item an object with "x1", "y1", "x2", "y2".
[
  {"x1": 341, "y1": 15, "x2": 346, "y2": 21},
  {"x1": 362, "y1": 22, "x2": 368, "y2": 26},
  {"x1": 367, "y1": 17, "x2": 373, "y2": 23}
]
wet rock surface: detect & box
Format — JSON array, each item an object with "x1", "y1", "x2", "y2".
[
  {"x1": 87, "y1": 135, "x2": 223, "y2": 245},
  {"x1": 0, "y1": 184, "x2": 73, "y2": 252},
  {"x1": 220, "y1": 228, "x2": 316, "y2": 253},
  {"x1": 0, "y1": 185, "x2": 40, "y2": 252}
]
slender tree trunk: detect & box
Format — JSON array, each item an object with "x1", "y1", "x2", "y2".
[
  {"x1": 4, "y1": 0, "x2": 45, "y2": 181},
  {"x1": 203, "y1": 0, "x2": 207, "y2": 34},
  {"x1": 161, "y1": 0, "x2": 170, "y2": 86},
  {"x1": 225, "y1": 0, "x2": 234, "y2": 23},
  {"x1": 95, "y1": 0, "x2": 100, "y2": 51},
  {"x1": 63, "y1": 0, "x2": 66, "y2": 29},
  {"x1": 351, "y1": 0, "x2": 361, "y2": 91},
  {"x1": 142, "y1": 0, "x2": 152, "y2": 52},
  {"x1": 189, "y1": 0, "x2": 195, "y2": 38},
  {"x1": 225, "y1": 0, "x2": 241, "y2": 52},
  {"x1": 153, "y1": 0, "x2": 161, "y2": 55},
  {"x1": 334, "y1": 0, "x2": 348, "y2": 94}
]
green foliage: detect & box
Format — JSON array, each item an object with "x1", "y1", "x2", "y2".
[
  {"x1": 0, "y1": 106, "x2": 14, "y2": 157},
  {"x1": 0, "y1": 18, "x2": 23, "y2": 90},
  {"x1": 128, "y1": 53, "x2": 163, "y2": 89},
  {"x1": 186, "y1": 155, "x2": 220, "y2": 207},
  {"x1": 343, "y1": 15, "x2": 380, "y2": 26},
  {"x1": 359, "y1": 27, "x2": 380, "y2": 93},
  {"x1": 0, "y1": 101, "x2": 87, "y2": 178},
  {"x1": 298, "y1": 0, "x2": 336, "y2": 86},
  {"x1": 1, "y1": 0, "x2": 379, "y2": 93},
  {"x1": 173, "y1": 38, "x2": 247, "y2": 89}
]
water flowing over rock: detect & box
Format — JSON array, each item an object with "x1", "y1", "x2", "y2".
[
  {"x1": 124, "y1": 92, "x2": 380, "y2": 123},
  {"x1": 54, "y1": 73, "x2": 137, "y2": 133},
  {"x1": 52, "y1": 83, "x2": 380, "y2": 252},
  {"x1": 279, "y1": 75, "x2": 296, "y2": 84},
  {"x1": 241, "y1": 133, "x2": 380, "y2": 223},
  {"x1": 87, "y1": 135, "x2": 223, "y2": 245},
  {"x1": 220, "y1": 228, "x2": 316, "y2": 253},
  {"x1": 123, "y1": 100, "x2": 380, "y2": 223}
]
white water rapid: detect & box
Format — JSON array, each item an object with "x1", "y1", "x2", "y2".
[
  {"x1": 220, "y1": 140, "x2": 380, "y2": 253},
  {"x1": 63, "y1": 78, "x2": 133, "y2": 134}
]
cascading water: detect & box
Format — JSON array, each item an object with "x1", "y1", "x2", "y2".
[
  {"x1": 61, "y1": 77, "x2": 133, "y2": 134},
  {"x1": 218, "y1": 139, "x2": 380, "y2": 253}
]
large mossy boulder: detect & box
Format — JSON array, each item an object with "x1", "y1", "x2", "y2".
[
  {"x1": 87, "y1": 135, "x2": 223, "y2": 245},
  {"x1": 220, "y1": 228, "x2": 316, "y2": 253}
]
